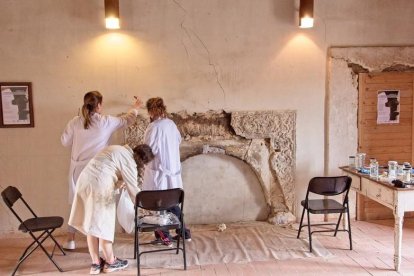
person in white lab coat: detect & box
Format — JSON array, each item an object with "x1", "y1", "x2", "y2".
[
  {"x1": 69, "y1": 144, "x2": 154, "y2": 274},
  {"x1": 61, "y1": 91, "x2": 142, "y2": 250},
  {"x1": 143, "y1": 97, "x2": 191, "y2": 244}
]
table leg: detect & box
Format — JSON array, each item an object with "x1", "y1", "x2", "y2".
[{"x1": 394, "y1": 215, "x2": 403, "y2": 271}]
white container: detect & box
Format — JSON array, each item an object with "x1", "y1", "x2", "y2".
[
  {"x1": 369, "y1": 159, "x2": 379, "y2": 178},
  {"x1": 403, "y1": 168, "x2": 411, "y2": 183},
  {"x1": 388, "y1": 161, "x2": 398, "y2": 179}
]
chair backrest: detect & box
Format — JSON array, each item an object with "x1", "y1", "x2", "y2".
[
  {"x1": 1, "y1": 186, "x2": 37, "y2": 223},
  {"x1": 1, "y1": 186, "x2": 22, "y2": 207},
  {"x1": 135, "y1": 188, "x2": 184, "y2": 211},
  {"x1": 307, "y1": 176, "x2": 352, "y2": 196}
]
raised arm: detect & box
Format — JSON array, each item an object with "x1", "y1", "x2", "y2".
[
  {"x1": 104, "y1": 97, "x2": 143, "y2": 130},
  {"x1": 61, "y1": 117, "x2": 76, "y2": 147}
]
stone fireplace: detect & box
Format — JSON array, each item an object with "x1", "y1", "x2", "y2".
[{"x1": 125, "y1": 110, "x2": 296, "y2": 225}]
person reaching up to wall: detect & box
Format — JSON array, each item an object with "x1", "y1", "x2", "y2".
[
  {"x1": 142, "y1": 97, "x2": 191, "y2": 246},
  {"x1": 61, "y1": 90, "x2": 142, "y2": 250}
]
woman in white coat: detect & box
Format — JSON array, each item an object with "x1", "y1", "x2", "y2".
[
  {"x1": 61, "y1": 91, "x2": 142, "y2": 250},
  {"x1": 143, "y1": 97, "x2": 191, "y2": 244},
  {"x1": 69, "y1": 144, "x2": 154, "y2": 274}
]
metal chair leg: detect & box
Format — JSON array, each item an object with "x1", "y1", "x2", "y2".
[
  {"x1": 307, "y1": 210, "x2": 312, "y2": 252},
  {"x1": 134, "y1": 227, "x2": 137, "y2": 259},
  {"x1": 297, "y1": 206, "x2": 306, "y2": 239},
  {"x1": 29, "y1": 231, "x2": 63, "y2": 272},
  {"x1": 334, "y1": 212, "x2": 344, "y2": 236},
  {"x1": 346, "y1": 205, "x2": 353, "y2": 250},
  {"x1": 47, "y1": 230, "x2": 66, "y2": 256},
  {"x1": 136, "y1": 230, "x2": 141, "y2": 276},
  {"x1": 18, "y1": 231, "x2": 47, "y2": 260},
  {"x1": 181, "y1": 224, "x2": 187, "y2": 270}
]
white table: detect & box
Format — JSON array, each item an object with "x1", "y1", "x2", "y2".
[{"x1": 340, "y1": 166, "x2": 414, "y2": 271}]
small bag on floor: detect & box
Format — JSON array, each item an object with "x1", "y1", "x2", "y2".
[{"x1": 116, "y1": 189, "x2": 135, "y2": 234}]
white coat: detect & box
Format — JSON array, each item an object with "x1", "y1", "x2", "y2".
[
  {"x1": 68, "y1": 145, "x2": 139, "y2": 242},
  {"x1": 61, "y1": 109, "x2": 138, "y2": 204},
  {"x1": 142, "y1": 118, "x2": 183, "y2": 190}
]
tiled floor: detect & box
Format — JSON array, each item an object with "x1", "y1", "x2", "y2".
[{"x1": 1, "y1": 219, "x2": 414, "y2": 275}]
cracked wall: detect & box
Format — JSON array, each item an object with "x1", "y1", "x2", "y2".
[{"x1": 125, "y1": 110, "x2": 296, "y2": 225}]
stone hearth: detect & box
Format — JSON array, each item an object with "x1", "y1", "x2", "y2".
[{"x1": 125, "y1": 110, "x2": 296, "y2": 225}]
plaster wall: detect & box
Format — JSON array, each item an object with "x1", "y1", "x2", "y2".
[{"x1": 1, "y1": 0, "x2": 414, "y2": 234}]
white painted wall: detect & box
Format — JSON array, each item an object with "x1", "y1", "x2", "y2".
[{"x1": 1, "y1": 0, "x2": 414, "y2": 234}]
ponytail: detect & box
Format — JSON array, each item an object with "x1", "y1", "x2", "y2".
[{"x1": 81, "y1": 91, "x2": 103, "y2": 129}]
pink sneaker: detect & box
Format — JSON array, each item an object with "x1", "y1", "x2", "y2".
[{"x1": 155, "y1": 230, "x2": 173, "y2": 247}]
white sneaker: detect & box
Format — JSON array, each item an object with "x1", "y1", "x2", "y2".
[{"x1": 63, "y1": 240, "x2": 76, "y2": 250}]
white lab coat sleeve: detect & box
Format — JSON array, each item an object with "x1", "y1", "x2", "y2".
[
  {"x1": 103, "y1": 108, "x2": 139, "y2": 131},
  {"x1": 61, "y1": 117, "x2": 76, "y2": 147},
  {"x1": 144, "y1": 124, "x2": 159, "y2": 154},
  {"x1": 119, "y1": 156, "x2": 140, "y2": 202}
]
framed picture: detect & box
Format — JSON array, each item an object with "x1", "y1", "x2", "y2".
[{"x1": 0, "y1": 82, "x2": 34, "y2": 128}]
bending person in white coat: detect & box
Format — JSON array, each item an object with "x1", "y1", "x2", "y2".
[
  {"x1": 61, "y1": 90, "x2": 142, "y2": 250},
  {"x1": 143, "y1": 97, "x2": 191, "y2": 244},
  {"x1": 69, "y1": 144, "x2": 154, "y2": 274}
]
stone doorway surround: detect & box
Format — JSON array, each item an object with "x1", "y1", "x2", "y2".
[
  {"x1": 327, "y1": 46, "x2": 414, "y2": 177},
  {"x1": 125, "y1": 110, "x2": 296, "y2": 225}
]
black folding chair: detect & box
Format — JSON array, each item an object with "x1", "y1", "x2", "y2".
[
  {"x1": 1, "y1": 186, "x2": 66, "y2": 275},
  {"x1": 134, "y1": 188, "x2": 187, "y2": 276},
  {"x1": 297, "y1": 176, "x2": 353, "y2": 252}
]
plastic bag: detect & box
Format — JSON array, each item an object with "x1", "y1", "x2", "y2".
[
  {"x1": 116, "y1": 189, "x2": 135, "y2": 234},
  {"x1": 139, "y1": 212, "x2": 179, "y2": 226}
]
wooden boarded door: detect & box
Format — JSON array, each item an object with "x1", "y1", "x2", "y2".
[{"x1": 358, "y1": 72, "x2": 414, "y2": 220}]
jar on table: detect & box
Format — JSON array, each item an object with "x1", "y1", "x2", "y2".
[
  {"x1": 369, "y1": 158, "x2": 379, "y2": 178},
  {"x1": 403, "y1": 167, "x2": 411, "y2": 183},
  {"x1": 349, "y1": 156, "x2": 356, "y2": 169},
  {"x1": 356, "y1": 153, "x2": 366, "y2": 170},
  {"x1": 388, "y1": 161, "x2": 398, "y2": 179}
]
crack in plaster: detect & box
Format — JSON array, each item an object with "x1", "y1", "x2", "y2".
[
  {"x1": 189, "y1": 30, "x2": 226, "y2": 103},
  {"x1": 172, "y1": 0, "x2": 226, "y2": 104},
  {"x1": 172, "y1": 0, "x2": 187, "y2": 13}
]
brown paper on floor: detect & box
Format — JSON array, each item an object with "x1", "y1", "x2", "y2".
[{"x1": 114, "y1": 221, "x2": 332, "y2": 268}]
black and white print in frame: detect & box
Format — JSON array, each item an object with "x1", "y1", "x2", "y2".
[{"x1": 0, "y1": 82, "x2": 34, "y2": 128}]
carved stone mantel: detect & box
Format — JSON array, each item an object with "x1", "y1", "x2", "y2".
[{"x1": 125, "y1": 110, "x2": 296, "y2": 225}]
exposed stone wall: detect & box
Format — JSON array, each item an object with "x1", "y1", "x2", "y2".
[{"x1": 125, "y1": 110, "x2": 296, "y2": 225}]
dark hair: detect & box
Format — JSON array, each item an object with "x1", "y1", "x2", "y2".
[
  {"x1": 81, "y1": 91, "x2": 103, "y2": 129},
  {"x1": 146, "y1": 97, "x2": 167, "y2": 119},
  {"x1": 133, "y1": 144, "x2": 154, "y2": 168}
]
